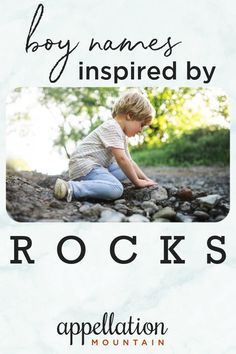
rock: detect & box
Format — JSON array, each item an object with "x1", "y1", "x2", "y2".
[
  {"x1": 141, "y1": 201, "x2": 159, "y2": 216},
  {"x1": 160, "y1": 200, "x2": 169, "y2": 207},
  {"x1": 113, "y1": 203, "x2": 129, "y2": 215},
  {"x1": 114, "y1": 203, "x2": 129, "y2": 210},
  {"x1": 193, "y1": 210, "x2": 209, "y2": 221},
  {"x1": 214, "y1": 215, "x2": 226, "y2": 222},
  {"x1": 37, "y1": 218, "x2": 63, "y2": 222},
  {"x1": 174, "y1": 201, "x2": 180, "y2": 209},
  {"x1": 150, "y1": 186, "x2": 168, "y2": 201},
  {"x1": 177, "y1": 187, "x2": 193, "y2": 201},
  {"x1": 131, "y1": 208, "x2": 145, "y2": 215},
  {"x1": 180, "y1": 202, "x2": 191, "y2": 212},
  {"x1": 197, "y1": 194, "x2": 222, "y2": 208},
  {"x1": 79, "y1": 204, "x2": 91, "y2": 213},
  {"x1": 99, "y1": 210, "x2": 127, "y2": 222},
  {"x1": 153, "y1": 207, "x2": 176, "y2": 220},
  {"x1": 49, "y1": 200, "x2": 65, "y2": 209},
  {"x1": 123, "y1": 185, "x2": 167, "y2": 202},
  {"x1": 114, "y1": 199, "x2": 126, "y2": 204},
  {"x1": 196, "y1": 179, "x2": 205, "y2": 186},
  {"x1": 128, "y1": 214, "x2": 150, "y2": 222},
  {"x1": 6, "y1": 167, "x2": 229, "y2": 223},
  {"x1": 141, "y1": 201, "x2": 158, "y2": 210},
  {"x1": 63, "y1": 216, "x2": 85, "y2": 222},
  {"x1": 6, "y1": 200, "x2": 12, "y2": 211},
  {"x1": 200, "y1": 206, "x2": 209, "y2": 213},
  {"x1": 83, "y1": 201, "x2": 94, "y2": 207},
  {"x1": 123, "y1": 188, "x2": 148, "y2": 202},
  {"x1": 153, "y1": 218, "x2": 171, "y2": 222},
  {"x1": 220, "y1": 202, "x2": 230, "y2": 212},
  {"x1": 168, "y1": 196, "x2": 176, "y2": 203},
  {"x1": 149, "y1": 198, "x2": 158, "y2": 203},
  {"x1": 193, "y1": 191, "x2": 207, "y2": 198},
  {"x1": 23, "y1": 184, "x2": 36, "y2": 193},
  {"x1": 168, "y1": 187, "x2": 178, "y2": 196},
  {"x1": 129, "y1": 200, "x2": 140, "y2": 206},
  {"x1": 175, "y1": 213, "x2": 194, "y2": 222},
  {"x1": 79, "y1": 203, "x2": 106, "y2": 218},
  {"x1": 209, "y1": 208, "x2": 219, "y2": 217},
  {"x1": 190, "y1": 200, "x2": 199, "y2": 210}
]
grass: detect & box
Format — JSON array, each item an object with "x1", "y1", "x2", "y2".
[{"x1": 131, "y1": 128, "x2": 229, "y2": 167}]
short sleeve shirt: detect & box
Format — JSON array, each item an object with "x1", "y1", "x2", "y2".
[{"x1": 69, "y1": 119, "x2": 131, "y2": 180}]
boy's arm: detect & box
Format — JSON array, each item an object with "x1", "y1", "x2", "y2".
[
  {"x1": 131, "y1": 160, "x2": 151, "y2": 181},
  {"x1": 111, "y1": 148, "x2": 156, "y2": 188}
]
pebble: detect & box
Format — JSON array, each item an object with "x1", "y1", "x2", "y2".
[
  {"x1": 168, "y1": 187, "x2": 178, "y2": 196},
  {"x1": 180, "y1": 202, "x2": 191, "y2": 212},
  {"x1": 141, "y1": 201, "x2": 158, "y2": 209},
  {"x1": 79, "y1": 205, "x2": 90, "y2": 213},
  {"x1": 114, "y1": 199, "x2": 126, "y2": 205},
  {"x1": 214, "y1": 215, "x2": 226, "y2": 222},
  {"x1": 160, "y1": 200, "x2": 169, "y2": 207},
  {"x1": 197, "y1": 194, "x2": 222, "y2": 208},
  {"x1": 131, "y1": 208, "x2": 145, "y2": 215},
  {"x1": 209, "y1": 208, "x2": 219, "y2": 217},
  {"x1": 49, "y1": 201, "x2": 65, "y2": 209},
  {"x1": 193, "y1": 210, "x2": 209, "y2": 220},
  {"x1": 132, "y1": 200, "x2": 142, "y2": 207},
  {"x1": 177, "y1": 187, "x2": 193, "y2": 201},
  {"x1": 128, "y1": 214, "x2": 150, "y2": 222},
  {"x1": 169, "y1": 196, "x2": 176, "y2": 203},
  {"x1": 83, "y1": 201, "x2": 94, "y2": 206},
  {"x1": 114, "y1": 204, "x2": 128, "y2": 215},
  {"x1": 150, "y1": 186, "x2": 168, "y2": 201},
  {"x1": 6, "y1": 169, "x2": 229, "y2": 223},
  {"x1": 37, "y1": 218, "x2": 63, "y2": 222},
  {"x1": 153, "y1": 207, "x2": 176, "y2": 220},
  {"x1": 175, "y1": 213, "x2": 194, "y2": 222},
  {"x1": 79, "y1": 203, "x2": 106, "y2": 217},
  {"x1": 99, "y1": 210, "x2": 127, "y2": 222},
  {"x1": 174, "y1": 201, "x2": 180, "y2": 208},
  {"x1": 153, "y1": 218, "x2": 171, "y2": 222},
  {"x1": 114, "y1": 203, "x2": 129, "y2": 210},
  {"x1": 220, "y1": 202, "x2": 230, "y2": 211},
  {"x1": 141, "y1": 201, "x2": 159, "y2": 216}
]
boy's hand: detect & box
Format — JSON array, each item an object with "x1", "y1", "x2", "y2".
[
  {"x1": 111, "y1": 148, "x2": 157, "y2": 188},
  {"x1": 144, "y1": 177, "x2": 157, "y2": 183},
  {"x1": 135, "y1": 179, "x2": 157, "y2": 188}
]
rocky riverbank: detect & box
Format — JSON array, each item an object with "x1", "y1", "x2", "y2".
[{"x1": 6, "y1": 166, "x2": 229, "y2": 222}]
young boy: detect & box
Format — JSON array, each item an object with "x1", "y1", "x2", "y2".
[{"x1": 54, "y1": 90, "x2": 157, "y2": 202}]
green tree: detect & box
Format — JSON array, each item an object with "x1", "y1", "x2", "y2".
[
  {"x1": 8, "y1": 87, "x2": 229, "y2": 162},
  {"x1": 40, "y1": 87, "x2": 119, "y2": 157},
  {"x1": 144, "y1": 87, "x2": 229, "y2": 146}
]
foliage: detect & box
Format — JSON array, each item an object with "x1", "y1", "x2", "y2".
[
  {"x1": 143, "y1": 87, "x2": 229, "y2": 146},
  {"x1": 8, "y1": 87, "x2": 229, "y2": 167},
  {"x1": 40, "y1": 87, "x2": 119, "y2": 157},
  {"x1": 131, "y1": 127, "x2": 229, "y2": 166}
]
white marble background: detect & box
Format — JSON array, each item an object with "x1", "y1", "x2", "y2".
[{"x1": 0, "y1": 1, "x2": 236, "y2": 353}]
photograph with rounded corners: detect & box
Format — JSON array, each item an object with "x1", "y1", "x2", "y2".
[{"x1": 6, "y1": 87, "x2": 229, "y2": 222}]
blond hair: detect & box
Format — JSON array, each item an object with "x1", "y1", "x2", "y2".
[{"x1": 112, "y1": 90, "x2": 155, "y2": 124}]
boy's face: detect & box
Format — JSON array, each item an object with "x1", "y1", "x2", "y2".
[
  {"x1": 123, "y1": 114, "x2": 151, "y2": 138},
  {"x1": 123, "y1": 119, "x2": 146, "y2": 137}
]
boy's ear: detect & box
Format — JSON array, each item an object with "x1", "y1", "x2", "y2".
[{"x1": 126, "y1": 112, "x2": 133, "y2": 120}]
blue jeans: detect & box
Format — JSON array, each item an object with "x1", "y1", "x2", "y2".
[{"x1": 69, "y1": 162, "x2": 127, "y2": 200}]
